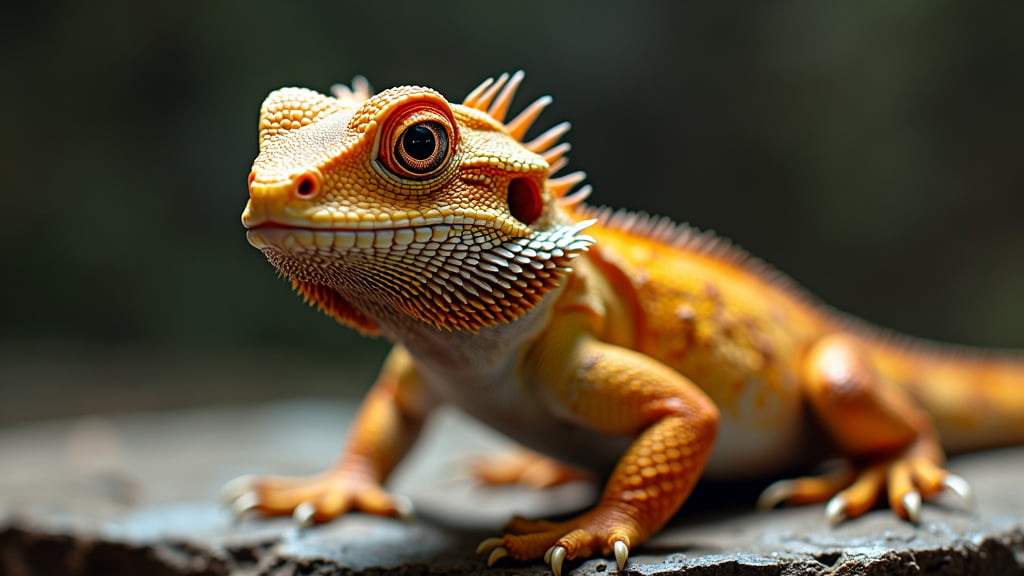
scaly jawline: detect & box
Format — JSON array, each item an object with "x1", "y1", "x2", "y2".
[
  {"x1": 246, "y1": 216, "x2": 597, "y2": 251},
  {"x1": 249, "y1": 210, "x2": 530, "y2": 233},
  {"x1": 244, "y1": 211, "x2": 535, "y2": 251},
  {"x1": 245, "y1": 220, "x2": 526, "y2": 252}
]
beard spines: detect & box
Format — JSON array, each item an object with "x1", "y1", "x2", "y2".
[{"x1": 264, "y1": 220, "x2": 596, "y2": 333}]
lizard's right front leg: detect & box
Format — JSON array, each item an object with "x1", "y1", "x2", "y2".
[
  {"x1": 478, "y1": 315, "x2": 719, "y2": 575},
  {"x1": 223, "y1": 347, "x2": 432, "y2": 524}
]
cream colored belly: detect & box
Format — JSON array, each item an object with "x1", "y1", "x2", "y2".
[
  {"x1": 701, "y1": 375, "x2": 811, "y2": 479},
  {"x1": 704, "y1": 410, "x2": 809, "y2": 479},
  {"x1": 427, "y1": 366, "x2": 810, "y2": 480}
]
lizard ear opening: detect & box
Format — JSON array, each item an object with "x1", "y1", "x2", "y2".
[{"x1": 508, "y1": 177, "x2": 543, "y2": 225}]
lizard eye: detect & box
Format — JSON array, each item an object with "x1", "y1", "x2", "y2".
[
  {"x1": 395, "y1": 121, "x2": 448, "y2": 175},
  {"x1": 376, "y1": 100, "x2": 457, "y2": 181}
]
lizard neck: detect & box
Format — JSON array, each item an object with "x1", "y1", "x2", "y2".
[{"x1": 354, "y1": 283, "x2": 564, "y2": 382}]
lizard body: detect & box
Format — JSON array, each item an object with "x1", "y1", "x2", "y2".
[{"x1": 229, "y1": 72, "x2": 1024, "y2": 574}]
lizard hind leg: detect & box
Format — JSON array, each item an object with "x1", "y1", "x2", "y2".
[{"x1": 758, "y1": 334, "x2": 969, "y2": 524}]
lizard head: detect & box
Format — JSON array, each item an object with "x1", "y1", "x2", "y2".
[{"x1": 242, "y1": 72, "x2": 594, "y2": 335}]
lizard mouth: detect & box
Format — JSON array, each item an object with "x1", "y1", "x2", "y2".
[
  {"x1": 246, "y1": 222, "x2": 463, "y2": 252},
  {"x1": 242, "y1": 201, "x2": 536, "y2": 253}
]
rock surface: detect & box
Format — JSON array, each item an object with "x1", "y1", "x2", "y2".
[{"x1": 1, "y1": 399, "x2": 1022, "y2": 575}]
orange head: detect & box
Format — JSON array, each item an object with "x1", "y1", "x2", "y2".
[{"x1": 242, "y1": 72, "x2": 594, "y2": 334}]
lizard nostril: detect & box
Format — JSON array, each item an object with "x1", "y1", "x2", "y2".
[
  {"x1": 293, "y1": 169, "x2": 323, "y2": 199},
  {"x1": 508, "y1": 177, "x2": 543, "y2": 225},
  {"x1": 297, "y1": 177, "x2": 316, "y2": 196},
  {"x1": 247, "y1": 171, "x2": 257, "y2": 195}
]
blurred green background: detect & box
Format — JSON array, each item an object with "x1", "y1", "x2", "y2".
[{"x1": 1, "y1": 1, "x2": 1022, "y2": 425}]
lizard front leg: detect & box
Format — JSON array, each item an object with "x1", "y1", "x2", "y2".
[
  {"x1": 223, "y1": 346, "x2": 433, "y2": 524},
  {"x1": 479, "y1": 316, "x2": 719, "y2": 574},
  {"x1": 758, "y1": 334, "x2": 971, "y2": 523}
]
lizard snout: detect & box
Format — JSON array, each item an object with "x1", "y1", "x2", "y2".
[{"x1": 242, "y1": 168, "x2": 324, "y2": 228}]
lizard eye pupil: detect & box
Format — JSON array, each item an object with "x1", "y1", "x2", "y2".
[
  {"x1": 403, "y1": 125, "x2": 436, "y2": 160},
  {"x1": 394, "y1": 121, "x2": 449, "y2": 176}
]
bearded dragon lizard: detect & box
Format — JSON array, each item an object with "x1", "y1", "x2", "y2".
[{"x1": 226, "y1": 71, "x2": 1024, "y2": 574}]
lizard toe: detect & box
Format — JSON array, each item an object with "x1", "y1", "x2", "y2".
[
  {"x1": 756, "y1": 465, "x2": 857, "y2": 510},
  {"x1": 477, "y1": 507, "x2": 640, "y2": 572},
  {"x1": 219, "y1": 471, "x2": 411, "y2": 524},
  {"x1": 818, "y1": 462, "x2": 889, "y2": 523},
  {"x1": 760, "y1": 448, "x2": 965, "y2": 525}
]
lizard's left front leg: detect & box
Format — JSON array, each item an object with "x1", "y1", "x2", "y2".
[{"x1": 479, "y1": 321, "x2": 719, "y2": 575}]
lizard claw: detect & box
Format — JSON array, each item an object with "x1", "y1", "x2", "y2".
[
  {"x1": 229, "y1": 491, "x2": 260, "y2": 522},
  {"x1": 476, "y1": 537, "x2": 511, "y2": 568},
  {"x1": 825, "y1": 495, "x2": 847, "y2": 526},
  {"x1": 292, "y1": 501, "x2": 316, "y2": 528},
  {"x1": 756, "y1": 479, "x2": 796, "y2": 510},
  {"x1": 391, "y1": 494, "x2": 415, "y2": 521},
  {"x1": 546, "y1": 545, "x2": 567, "y2": 576},
  {"x1": 613, "y1": 539, "x2": 629, "y2": 570},
  {"x1": 941, "y1": 474, "x2": 975, "y2": 509},
  {"x1": 901, "y1": 490, "x2": 922, "y2": 525},
  {"x1": 221, "y1": 474, "x2": 256, "y2": 505},
  {"x1": 475, "y1": 537, "x2": 503, "y2": 555},
  {"x1": 486, "y1": 546, "x2": 509, "y2": 567}
]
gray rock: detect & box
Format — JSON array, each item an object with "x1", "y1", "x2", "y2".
[{"x1": 1, "y1": 399, "x2": 1022, "y2": 575}]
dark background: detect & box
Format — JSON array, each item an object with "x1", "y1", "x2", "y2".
[{"x1": 2, "y1": 1, "x2": 1022, "y2": 425}]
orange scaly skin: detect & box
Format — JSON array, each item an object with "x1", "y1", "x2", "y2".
[{"x1": 227, "y1": 72, "x2": 1024, "y2": 574}]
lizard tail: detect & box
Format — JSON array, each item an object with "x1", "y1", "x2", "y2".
[{"x1": 869, "y1": 338, "x2": 1024, "y2": 454}]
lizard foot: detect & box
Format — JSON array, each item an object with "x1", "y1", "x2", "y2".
[
  {"x1": 469, "y1": 449, "x2": 592, "y2": 489},
  {"x1": 757, "y1": 450, "x2": 973, "y2": 524},
  {"x1": 222, "y1": 472, "x2": 412, "y2": 526},
  {"x1": 476, "y1": 507, "x2": 637, "y2": 576}
]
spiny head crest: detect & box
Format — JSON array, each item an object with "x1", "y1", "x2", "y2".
[{"x1": 462, "y1": 71, "x2": 591, "y2": 207}]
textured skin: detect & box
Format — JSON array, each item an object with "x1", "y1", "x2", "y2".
[{"x1": 231, "y1": 72, "x2": 1024, "y2": 572}]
